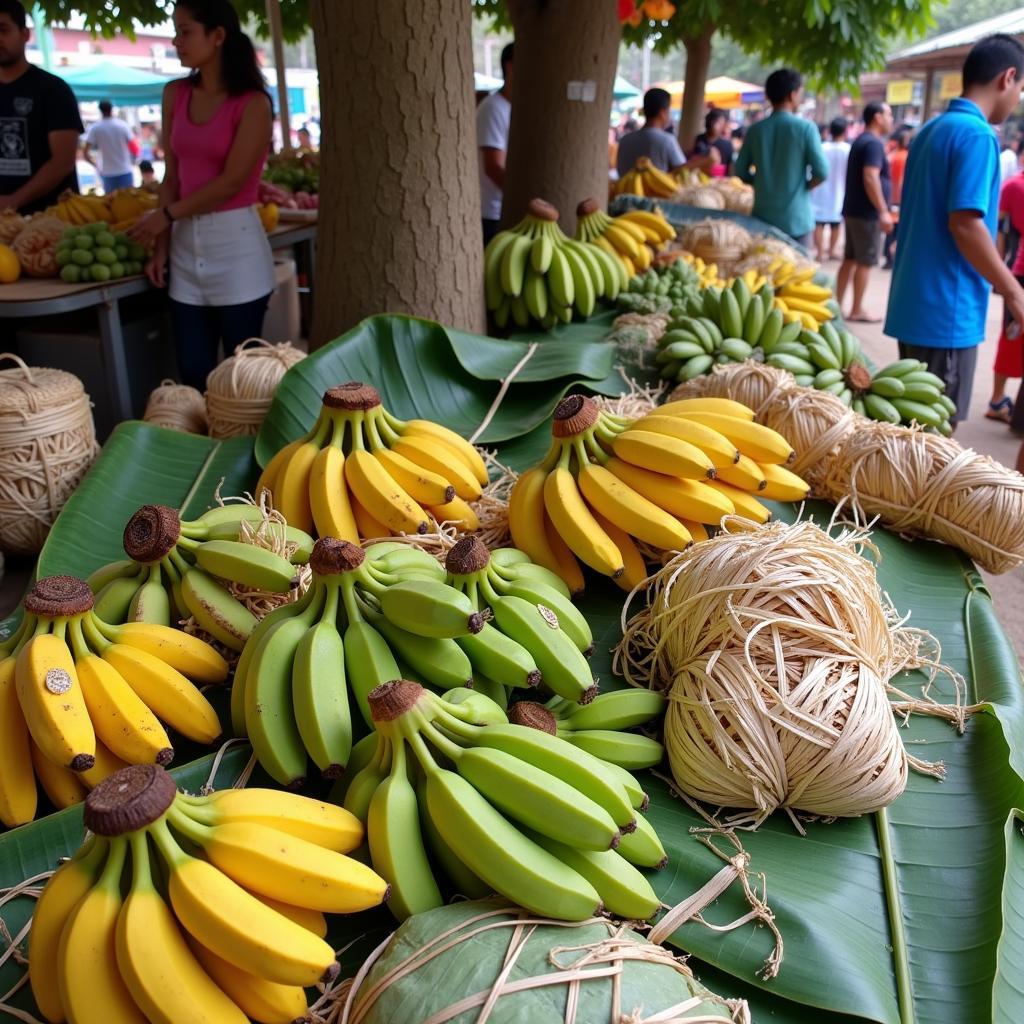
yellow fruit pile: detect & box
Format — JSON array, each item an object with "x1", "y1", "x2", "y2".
[
  {"x1": 46, "y1": 186, "x2": 157, "y2": 232},
  {"x1": 509, "y1": 396, "x2": 808, "y2": 592},
  {"x1": 768, "y1": 259, "x2": 835, "y2": 325},
  {"x1": 614, "y1": 157, "x2": 680, "y2": 199},
  {"x1": 575, "y1": 199, "x2": 675, "y2": 278}
]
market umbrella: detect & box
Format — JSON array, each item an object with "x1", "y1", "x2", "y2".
[
  {"x1": 57, "y1": 62, "x2": 171, "y2": 106},
  {"x1": 613, "y1": 75, "x2": 642, "y2": 101},
  {"x1": 655, "y1": 76, "x2": 765, "y2": 109}
]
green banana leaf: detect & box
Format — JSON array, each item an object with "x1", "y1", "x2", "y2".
[
  {"x1": 0, "y1": 422, "x2": 256, "y2": 643},
  {"x1": 254, "y1": 314, "x2": 625, "y2": 469}
]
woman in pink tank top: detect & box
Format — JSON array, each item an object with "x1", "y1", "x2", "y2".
[{"x1": 128, "y1": 0, "x2": 276, "y2": 389}]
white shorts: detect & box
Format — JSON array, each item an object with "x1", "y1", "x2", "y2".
[{"x1": 169, "y1": 205, "x2": 276, "y2": 307}]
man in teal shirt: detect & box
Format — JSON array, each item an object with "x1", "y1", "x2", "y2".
[
  {"x1": 734, "y1": 69, "x2": 829, "y2": 246},
  {"x1": 885, "y1": 34, "x2": 1024, "y2": 429}
]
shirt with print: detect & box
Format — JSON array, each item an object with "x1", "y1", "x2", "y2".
[
  {"x1": 734, "y1": 110, "x2": 829, "y2": 240},
  {"x1": 842, "y1": 131, "x2": 890, "y2": 220},
  {"x1": 616, "y1": 124, "x2": 686, "y2": 178},
  {"x1": 0, "y1": 65, "x2": 82, "y2": 214},
  {"x1": 884, "y1": 98, "x2": 1000, "y2": 349},
  {"x1": 86, "y1": 116, "x2": 134, "y2": 177},
  {"x1": 476, "y1": 90, "x2": 510, "y2": 222}
]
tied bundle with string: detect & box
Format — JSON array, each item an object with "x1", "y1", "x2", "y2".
[
  {"x1": 0, "y1": 353, "x2": 99, "y2": 556},
  {"x1": 142, "y1": 379, "x2": 208, "y2": 434},
  {"x1": 204, "y1": 338, "x2": 305, "y2": 438},
  {"x1": 334, "y1": 900, "x2": 747, "y2": 1024},
  {"x1": 617, "y1": 516, "x2": 969, "y2": 829}
]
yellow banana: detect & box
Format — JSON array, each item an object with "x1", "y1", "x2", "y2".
[
  {"x1": 345, "y1": 448, "x2": 430, "y2": 536},
  {"x1": 681, "y1": 519, "x2": 710, "y2": 543},
  {"x1": 392, "y1": 435, "x2": 482, "y2": 501},
  {"x1": 705, "y1": 480, "x2": 772, "y2": 523},
  {"x1": 605, "y1": 458, "x2": 735, "y2": 525},
  {"x1": 0, "y1": 656, "x2": 37, "y2": 826},
  {"x1": 610, "y1": 217, "x2": 647, "y2": 243},
  {"x1": 255, "y1": 438, "x2": 305, "y2": 506},
  {"x1": 714, "y1": 453, "x2": 767, "y2": 492},
  {"x1": 399, "y1": 419, "x2": 489, "y2": 486},
  {"x1": 79, "y1": 740, "x2": 131, "y2": 789},
  {"x1": 309, "y1": 443, "x2": 360, "y2": 542},
  {"x1": 612, "y1": 429, "x2": 715, "y2": 480},
  {"x1": 758, "y1": 462, "x2": 811, "y2": 502},
  {"x1": 274, "y1": 437, "x2": 323, "y2": 535},
  {"x1": 603, "y1": 222, "x2": 640, "y2": 259},
  {"x1": 657, "y1": 397, "x2": 755, "y2": 421},
  {"x1": 675, "y1": 412, "x2": 794, "y2": 465},
  {"x1": 543, "y1": 463, "x2": 623, "y2": 577},
  {"x1": 589, "y1": 509, "x2": 649, "y2": 593},
  {"x1": 250, "y1": 892, "x2": 328, "y2": 938},
  {"x1": 351, "y1": 494, "x2": 390, "y2": 540},
  {"x1": 543, "y1": 515, "x2": 586, "y2": 598},
  {"x1": 100, "y1": 622, "x2": 228, "y2": 685},
  {"x1": 618, "y1": 209, "x2": 675, "y2": 241},
  {"x1": 31, "y1": 740, "x2": 87, "y2": 809},
  {"x1": 427, "y1": 493, "x2": 479, "y2": 531},
  {"x1": 632, "y1": 414, "x2": 740, "y2": 468},
  {"x1": 375, "y1": 447, "x2": 456, "y2": 507}
]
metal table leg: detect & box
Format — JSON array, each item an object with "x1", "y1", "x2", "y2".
[{"x1": 97, "y1": 296, "x2": 133, "y2": 421}]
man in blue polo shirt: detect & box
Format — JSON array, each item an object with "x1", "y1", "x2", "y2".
[{"x1": 885, "y1": 34, "x2": 1024, "y2": 429}]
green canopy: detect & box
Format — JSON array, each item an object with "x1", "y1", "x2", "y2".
[
  {"x1": 58, "y1": 62, "x2": 172, "y2": 107},
  {"x1": 614, "y1": 75, "x2": 642, "y2": 101}
]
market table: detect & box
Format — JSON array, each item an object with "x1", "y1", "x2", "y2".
[{"x1": 0, "y1": 221, "x2": 317, "y2": 422}]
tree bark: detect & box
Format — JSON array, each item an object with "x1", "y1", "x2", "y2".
[
  {"x1": 678, "y1": 25, "x2": 715, "y2": 154},
  {"x1": 308, "y1": 0, "x2": 485, "y2": 349},
  {"x1": 503, "y1": 0, "x2": 621, "y2": 235}
]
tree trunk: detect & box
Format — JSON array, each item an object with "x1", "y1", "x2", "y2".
[
  {"x1": 678, "y1": 26, "x2": 714, "y2": 154},
  {"x1": 502, "y1": 0, "x2": 621, "y2": 235},
  {"x1": 308, "y1": 0, "x2": 485, "y2": 349}
]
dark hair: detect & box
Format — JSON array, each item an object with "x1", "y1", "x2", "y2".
[
  {"x1": 765, "y1": 68, "x2": 802, "y2": 106},
  {"x1": 500, "y1": 41, "x2": 514, "y2": 80},
  {"x1": 863, "y1": 101, "x2": 887, "y2": 126},
  {"x1": 963, "y1": 33, "x2": 1024, "y2": 89},
  {"x1": 0, "y1": 0, "x2": 26, "y2": 30},
  {"x1": 643, "y1": 87, "x2": 672, "y2": 121},
  {"x1": 894, "y1": 128, "x2": 912, "y2": 148},
  {"x1": 176, "y1": 0, "x2": 269, "y2": 99},
  {"x1": 829, "y1": 116, "x2": 848, "y2": 138},
  {"x1": 731, "y1": 125, "x2": 745, "y2": 140},
  {"x1": 139, "y1": 159, "x2": 154, "y2": 173},
  {"x1": 99, "y1": 99, "x2": 113, "y2": 116},
  {"x1": 704, "y1": 108, "x2": 726, "y2": 133}
]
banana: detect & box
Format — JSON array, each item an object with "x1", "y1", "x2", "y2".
[
  {"x1": 456, "y1": 623, "x2": 541, "y2": 689},
  {"x1": 248, "y1": 892, "x2": 328, "y2": 938},
  {"x1": 367, "y1": 739, "x2": 443, "y2": 919},
  {"x1": 489, "y1": 573, "x2": 592, "y2": 654},
  {"x1": 492, "y1": 556, "x2": 570, "y2": 596},
  {"x1": 509, "y1": 468, "x2": 585, "y2": 593},
  {"x1": 564, "y1": 729, "x2": 663, "y2": 770},
  {"x1": 426, "y1": 494, "x2": 480, "y2": 532},
  {"x1": 150, "y1": 819, "x2": 338, "y2": 987},
  {"x1": 500, "y1": 233, "x2": 532, "y2": 296},
  {"x1": 892, "y1": 397, "x2": 944, "y2": 427},
  {"x1": 874, "y1": 357, "x2": 922, "y2": 378},
  {"x1": 530, "y1": 232, "x2": 553, "y2": 274},
  {"x1": 900, "y1": 369, "x2": 946, "y2": 390},
  {"x1": 32, "y1": 740, "x2": 88, "y2": 809},
  {"x1": 615, "y1": 813, "x2": 669, "y2": 869},
  {"x1": 346, "y1": 447, "x2": 431, "y2": 535},
  {"x1": 421, "y1": 763, "x2": 601, "y2": 920},
  {"x1": 397, "y1": 419, "x2": 490, "y2": 487},
  {"x1": 560, "y1": 689, "x2": 666, "y2": 731},
  {"x1": 683, "y1": 519, "x2": 710, "y2": 543},
  {"x1": 869, "y1": 375, "x2": 906, "y2": 398},
  {"x1": 705, "y1": 480, "x2": 772, "y2": 524},
  {"x1": 562, "y1": 244, "x2": 596, "y2": 317},
  {"x1": 16, "y1": 631, "x2": 95, "y2": 772},
  {"x1": 168, "y1": 807, "x2": 388, "y2": 913},
  {"x1": 99, "y1": 620, "x2": 228, "y2": 684},
  {"x1": 194, "y1": 504, "x2": 267, "y2": 530},
  {"x1": 309, "y1": 440, "x2": 360, "y2": 542},
  {"x1": 116, "y1": 833, "x2": 248, "y2": 1024},
  {"x1": 416, "y1": 776, "x2": 492, "y2": 899},
  {"x1": 523, "y1": 267, "x2": 549, "y2": 321},
  {"x1": 369, "y1": 610, "x2": 474, "y2": 691},
  {"x1": 100, "y1": 641, "x2": 221, "y2": 744},
  {"x1": 292, "y1": 585, "x2": 352, "y2": 777},
  {"x1": 605, "y1": 458, "x2": 734, "y2": 524},
  {"x1": 273, "y1": 432, "x2": 325, "y2": 534},
  {"x1": 378, "y1": 579, "x2": 482, "y2": 639},
  {"x1": 191, "y1": 539, "x2": 297, "y2": 593},
  {"x1": 720, "y1": 337, "x2": 754, "y2": 362},
  {"x1": 30, "y1": 838, "x2": 108, "y2": 1021},
  {"x1": 392, "y1": 435, "x2": 484, "y2": 502},
  {"x1": 658, "y1": 397, "x2": 755, "y2": 421},
  {"x1": 900, "y1": 381, "x2": 943, "y2": 403},
  {"x1": 340, "y1": 736, "x2": 391, "y2": 822},
  {"x1": 484, "y1": 231, "x2": 519, "y2": 304},
  {"x1": 443, "y1": 687, "x2": 508, "y2": 725},
  {"x1": 676, "y1": 412, "x2": 794, "y2": 465},
  {"x1": 351, "y1": 494, "x2": 391, "y2": 540},
  {"x1": 87, "y1": 559, "x2": 143, "y2": 594},
  {"x1": 128, "y1": 566, "x2": 171, "y2": 625},
  {"x1": 374, "y1": 446, "x2": 456, "y2": 508},
  {"x1": 677, "y1": 353, "x2": 714, "y2": 381},
  {"x1": 612, "y1": 429, "x2": 715, "y2": 480},
  {"x1": 254, "y1": 437, "x2": 305, "y2": 506},
  {"x1": 758, "y1": 462, "x2": 810, "y2": 501},
  {"x1": 715, "y1": 453, "x2": 766, "y2": 492},
  {"x1": 544, "y1": 463, "x2": 624, "y2": 576},
  {"x1": 631, "y1": 414, "x2": 739, "y2": 469},
  {"x1": 589, "y1": 508, "x2": 649, "y2": 592},
  {"x1": 719, "y1": 287, "x2": 743, "y2": 338},
  {"x1": 863, "y1": 392, "x2": 902, "y2": 424},
  {"x1": 57, "y1": 838, "x2": 149, "y2": 1024},
  {"x1": 577, "y1": 461, "x2": 691, "y2": 551},
  {"x1": 543, "y1": 515, "x2": 586, "y2": 597},
  {"x1": 93, "y1": 574, "x2": 145, "y2": 624},
  {"x1": 0, "y1": 656, "x2": 37, "y2": 826},
  {"x1": 180, "y1": 569, "x2": 257, "y2": 652},
  {"x1": 368, "y1": 547, "x2": 446, "y2": 581},
  {"x1": 344, "y1": 616, "x2": 402, "y2": 728}
]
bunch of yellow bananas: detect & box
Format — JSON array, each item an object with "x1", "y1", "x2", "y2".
[
  {"x1": 0, "y1": 576, "x2": 227, "y2": 827},
  {"x1": 29, "y1": 764, "x2": 387, "y2": 1024},
  {"x1": 678, "y1": 250, "x2": 729, "y2": 289},
  {"x1": 768, "y1": 259, "x2": 836, "y2": 327},
  {"x1": 575, "y1": 199, "x2": 675, "y2": 279},
  {"x1": 509, "y1": 396, "x2": 808, "y2": 593},
  {"x1": 257, "y1": 382, "x2": 490, "y2": 542},
  {"x1": 614, "y1": 157, "x2": 680, "y2": 199},
  {"x1": 51, "y1": 188, "x2": 114, "y2": 226}
]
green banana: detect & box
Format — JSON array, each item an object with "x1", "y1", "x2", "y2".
[
  {"x1": 370, "y1": 610, "x2": 474, "y2": 691},
  {"x1": 900, "y1": 369, "x2": 946, "y2": 390},
  {"x1": 720, "y1": 338, "x2": 754, "y2": 362},
  {"x1": 559, "y1": 689, "x2": 665, "y2": 731},
  {"x1": 806, "y1": 339, "x2": 841, "y2": 371},
  {"x1": 679, "y1": 353, "x2": 714, "y2": 381},
  {"x1": 456, "y1": 623, "x2": 541, "y2": 689},
  {"x1": 900, "y1": 381, "x2": 943, "y2": 403},
  {"x1": 369, "y1": 548, "x2": 445, "y2": 581},
  {"x1": 127, "y1": 564, "x2": 171, "y2": 625},
  {"x1": 853, "y1": 397, "x2": 867, "y2": 416},
  {"x1": 292, "y1": 583, "x2": 352, "y2": 778},
  {"x1": 938, "y1": 394, "x2": 957, "y2": 416},
  {"x1": 485, "y1": 547, "x2": 532, "y2": 568},
  {"x1": 87, "y1": 559, "x2": 143, "y2": 594},
  {"x1": 530, "y1": 232, "x2": 553, "y2": 274},
  {"x1": 500, "y1": 233, "x2": 532, "y2": 297},
  {"x1": 201, "y1": 520, "x2": 314, "y2": 564},
  {"x1": 181, "y1": 568, "x2": 257, "y2": 652},
  {"x1": 875, "y1": 357, "x2": 923, "y2": 378},
  {"x1": 546, "y1": 246, "x2": 574, "y2": 308},
  {"x1": 600, "y1": 761, "x2": 650, "y2": 811},
  {"x1": 341, "y1": 736, "x2": 391, "y2": 822},
  {"x1": 772, "y1": 339, "x2": 811, "y2": 358},
  {"x1": 415, "y1": 775, "x2": 492, "y2": 899},
  {"x1": 191, "y1": 539, "x2": 297, "y2": 593},
  {"x1": 92, "y1": 574, "x2": 144, "y2": 624},
  {"x1": 194, "y1": 503, "x2": 267, "y2": 529},
  {"x1": 343, "y1": 619, "x2": 402, "y2": 730},
  {"x1": 767, "y1": 353, "x2": 815, "y2": 375},
  {"x1": 868, "y1": 375, "x2": 906, "y2": 398},
  {"x1": 662, "y1": 340, "x2": 707, "y2": 361},
  {"x1": 523, "y1": 268, "x2": 549, "y2": 321},
  {"x1": 562, "y1": 729, "x2": 664, "y2": 770},
  {"x1": 756, "y1": 307, "x2": 784, "y2": 352},
  {"x1": 487, "y1": 572, "x2": 592, "y2": 653},
  {"x1": 494, "y1": 561, "x2": 572, "y2": 599},
  {"x1": 378, "y1": 580, "x2": 483, "y2": 639},
  {"x1": 470, "y1": 674, "x2": 509, "y2": 710},
  {"x1": 742, "y1": 292, "x2": 765, "y2": 344},
  {"x1": 813, "y1": 368, "x2": 844, "y2": 389},
  {"x1": 892, "y1": 397, "x2": 945, "y2": 427},
  {"x1": 862, "y1": 393, "x2": 902, "y2": 424},
  {"x1": 442, "y1": 687, "x2": 508, "y2": 726},
  {"x1": 697, "y1": 316, "x2": 723, "y2": 348},
  {"x1": 730, "y1": 277, "x2": 751, "y2": 320},
  {"x1": 615, "y1": 813, "x2": 668, "y2": 869}
]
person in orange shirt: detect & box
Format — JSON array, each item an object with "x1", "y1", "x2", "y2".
[{"x1": 882, "y1": 128, "x2": 911, "y2": 269}]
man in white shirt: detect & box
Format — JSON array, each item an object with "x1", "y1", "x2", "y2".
[
  {"x1": 81, "y1": 99, "x2": 135, "y2": 193},
  {"x1": 811, "y1": 117, "x2": 851, "y2": 261},
  {"x1": 477, "y1": 42, "x2": 513, "y2": 243}
]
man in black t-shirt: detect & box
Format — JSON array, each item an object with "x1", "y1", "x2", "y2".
[
  {"x1": 688, "y1": 109, "x2": 734, "y2": 172},
  {"x1": 836, "y1": 101, "x2": 894, "y2": 321},
  {"x1": 0, "y1": 0, "x2": 82, "y2": 214}
]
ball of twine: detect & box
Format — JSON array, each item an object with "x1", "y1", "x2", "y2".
[
  {"x1": 670, "y1": 360, "x2": 796, "y2": 419},
  {"x1": 616, "y1": 517, "x2": 959, "y2": 826},
  {"x1": 0, "y1": 353, "x2": 98, "y2": 555},
  {"x1": 205, "y1": 338, "x2": 305, "y2": 439},
  {"x1": 143, "y1": 379, "x2": 208, "y2": 434},
  {"x1": 679, "y1": 218, "x2": 751, "y2": 276}
]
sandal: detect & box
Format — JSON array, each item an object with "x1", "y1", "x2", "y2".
[{"x1": 986, "y1": 397, "x2": 1014, "y2": 422}]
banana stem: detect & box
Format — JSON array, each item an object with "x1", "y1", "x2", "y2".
[
  {"x1": 168, "y1": 548, "x2": 193, "y2": 576},
  {"x1": 380, "y1": 410, "x2": 406, "y2": 439},
  {"x1": 66, "y1": 617, "x2": 91, "y2": 661},
  {"x1": 349, "y1": 412, "x2": 367, "y2": 453},
  {"x1": 160, "y1": 555, "x2": 180, "y2": 587},
  {"x1": 128, "y1": 830, "x2": 155, "y2": 891},
  {"x1": 167, "y1": 804, "x2": 213, "y2": 846},
  {"x1": 81, "y1": 612, "x2": 112, "y2": 652},
  {"x1": 29, "y1": 615, "x2": 52, "y2": 639},
  {"x1": 405, "y1": 728, "x2": 440, "y2": 777},
  {"x1": 0, "y1": 613, "x2": 35, "y2": 657},
  {"x1": 364, "y1": 415, "x2": 389, "y2": 454},
  {"x1": 432, "y1": 705, "x2": 480, "y2": 742},
  {"x1": 539, "y1": 441, "x2": 562, "y2": 473},
  {"x1": 419, "y1": 719, "x2": 463, "y2": 764},
  {"x1": 148, "y1": 817, "x2": 188, "y2": 870},
  {"x1": 97, "y1": 837, "x2": 128, "y2": 889},
  {"x1": 582, "y1": 431, "x2": 609, "y2": 465},
  {"x1": 339, "y1": 575, "x2": 365, "y2": 627},
  {"x1": 320, "y1": 581, "x2": 341, "y2": 630}
]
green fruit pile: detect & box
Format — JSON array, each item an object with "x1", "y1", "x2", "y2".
[
  {"x1": 56, "y1": 222, "x2": 148, "y2": 284},
  {"x1": 616, "y1": 260, "x2": 700, "y2": 315},
  {"x1": 853, "y1": 359, "x2": 956, "y2": 435}
]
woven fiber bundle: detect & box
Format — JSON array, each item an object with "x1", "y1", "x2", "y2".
[
  {"x1": 677, "y1": 185, "x2": 726, "y2": 211},
  {"x1": 678, "y1": 218, "x2": 751, "y2": 277},
  {"x1": 670, "y1": 360, "x2": 795, "y2": 418},
  {"x1": 205, "y1": 338, "x2": 305, "y2": 438},
  {"x1": 0, "y1": 353, "x2": 99, "y2": 554},
  {"x1": 143, "y1": 379, "x2": 208, "y2": 434}
]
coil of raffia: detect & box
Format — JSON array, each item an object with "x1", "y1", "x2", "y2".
[
  {"x1": 677, "y1": 185, "x2": 726, "y2": 210},
  {"x1": 671, "y1": 360, "x2": 795, "y2": 418},
  {"x1": 205, "y1": 338, "x2": 305, "y2": 438},
  {"x1": 0, "y1": 353, "x2": 99, "y2": 555},
  {"x1": 678, "y1": 218, "x2": 751, "y2": 277},
  {"x1": 143, "y1": 379, "x2": 208, "y2": 434}
]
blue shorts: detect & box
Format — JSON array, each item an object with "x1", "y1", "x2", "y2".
[{"x1": 102, "y1": 172, "x2": 135, "y2": 193}]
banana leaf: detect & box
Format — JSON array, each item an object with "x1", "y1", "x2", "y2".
[
  {"x1": 254, "y1": 314, "x2": 624, "y2": 469},
  {"x1": 0, "y1": 422, "x2": 256, "y2": 643}
]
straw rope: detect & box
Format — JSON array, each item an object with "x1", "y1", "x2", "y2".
[
  {"x1": 0, "y1": 353, "x2": 98, "y2": 555},
  {"x1": 142, "y1": 379, "x2": 208, "y2": 434},
  {"x1": 205, "y1": 338, "x2": 305, "y2": 438}
]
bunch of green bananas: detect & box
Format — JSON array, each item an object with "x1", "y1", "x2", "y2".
[
  {"x1": 0, "y1": 576, "x2": 227, "y2": 827},
  {"x1": 484, "y1": 198, "x2": 624, "y2": 329},
  {"x1": 340, "y1": 680, "x2": 668, "y2": 922},
  {"x1": 509, "y1": 690, "x2": 666, "y2": 770},
  {"x1": 850, "y1": 358, "x2": 956, "y2": 434},
  {"x1": 616, "y1": 259, "x2": 701, "y2": 315},
  {"x1": 234, "y1": 537, "x2": 493, "y2": 787},
  {"x1": 28, "y1": 764, "x2": 386, "y2": 1024},
  {"x1": 87, "y1": 503, "x2": 312, "y2": 652}
]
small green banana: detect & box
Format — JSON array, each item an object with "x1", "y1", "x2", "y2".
[
  {"x1": 456, "y1": 623, "x2": 541, "y2": 690},
  {"x1": 442, "y1": 687, "x2": 508, "y2": 726},
  {"x1": 415, "y1": 775, "x2": 492, "y2": 899},
  {"x1": 378, "y1": 580, "x2": 483, "y2": 639},
  {"x1": 868, "y1": 375, "x2": 906, "y2": 398},
  {"x1": 92, "y1": 574, "x2": 145, "y2": 625},
  {"x1": 87, "y1": 559, "x2": 143, "y2": 594},
  {"x1": 370, "y1": 610, "x2": 474, "y2": 691},
  {"x1": 180, "y1": 568, "x2": 257, "y2": 652},
  {"x1": 561, "y1": 729, "x2": 664, "y2": 770},
  {"x1": 892, "y1": 397, "x2": 944, "y2": 427},
  {"x1": 191, "y1": 539, "x2": 297, "y2": 593},
  {"x1": 615, "y1": 813, "x2": 668, "y2": 869},
  {"x1": 558, "y1": 689, "x2": 665, "y2": 732},
  {"x1": 127, "y1": 564, "x2": 171, "y2": 626},
  {"x1": 862, "y1": 393, "x2": 902, "y2": 424}
]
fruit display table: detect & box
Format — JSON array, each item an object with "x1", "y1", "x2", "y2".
[{"x1": 0, "y1": 221, "x2": 317, "y2": 422}]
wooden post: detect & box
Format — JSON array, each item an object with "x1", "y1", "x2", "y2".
[{"x1": 265, "y1": 0, "x2": 292, "y2": 153}]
